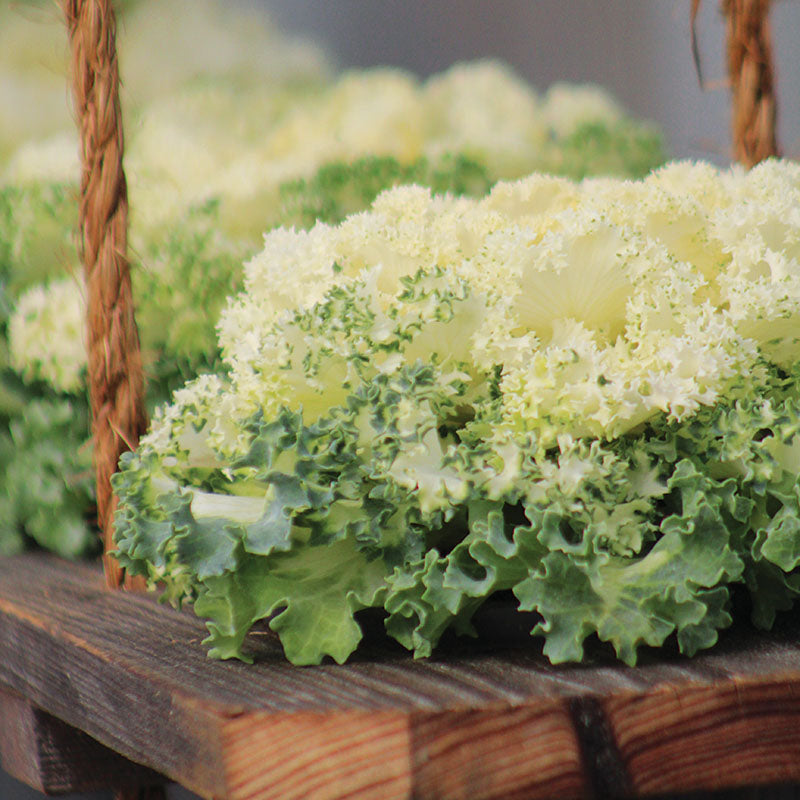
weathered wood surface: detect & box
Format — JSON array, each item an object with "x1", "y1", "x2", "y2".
[
  {"x1": 0, "y1": 554, "x2": 799, "y2": 800},
  {"x1": 0, "y1": 684, "x2": 164, "y2": 795}
]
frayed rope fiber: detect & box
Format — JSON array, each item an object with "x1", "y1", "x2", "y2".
[
  {"x1": 724, "y1": 0, "x2": 780, "y2": 166},
  {"x1": 691, "y1": 0, "x2": 779, "y2": 167},
  {"x1": 63, "y1": 0, "x2": 148, "y2": 590}
]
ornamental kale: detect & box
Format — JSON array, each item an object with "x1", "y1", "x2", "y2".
[{"x1": 114, "y1": 159, "x2": 800, "y2": 666}]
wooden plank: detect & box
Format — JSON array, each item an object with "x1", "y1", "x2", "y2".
[
  {"x1": 606, "y1": 679, "x2": 800, "y2": 796},
  {"x1": 0, "y1": 554, "x2": 799, "y2": 799},
  {"x1": 0, "y1": 684, "x2": 164, "y2": 795}
]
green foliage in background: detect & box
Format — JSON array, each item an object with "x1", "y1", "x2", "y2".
[{"x1": 277, "y1": 154, "x2": 494, "y2": 229}]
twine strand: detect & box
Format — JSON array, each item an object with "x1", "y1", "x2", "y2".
[
  {"x1": 723, "y1": 0, "x2": 780, "y2": 166},
  {"x1": 63, "y1": 0, "x2": 147, "y2": 589}
]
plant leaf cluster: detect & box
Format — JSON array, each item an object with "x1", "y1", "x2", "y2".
[{"x1": 114, "y1": 161, "x2": 800, "y2": 665}]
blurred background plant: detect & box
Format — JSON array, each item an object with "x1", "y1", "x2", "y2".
[{"x1": 0, "y1": 0, "x2": 670, "y2": 560}]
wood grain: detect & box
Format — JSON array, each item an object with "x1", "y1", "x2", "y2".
[
  {"x1": 606, "y1": 679, "x2": 800, "y2": 796},
  {"x1": 409, "y1": 706, "x2": 582, "y2": 800},
  {"x1": 0, "y1": 554, "x2": 799, "y2": 799},
  {"x1": 0, "y1": 684, "x2": 163, "y2": 795}
]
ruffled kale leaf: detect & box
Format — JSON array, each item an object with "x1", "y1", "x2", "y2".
[{"x1": 196, "y1": 536, "x2": 387, "y2": 664}]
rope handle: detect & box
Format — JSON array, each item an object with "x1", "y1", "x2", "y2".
[
  {"x1": 62, "y1": 0, "x2": 147, "y2": 590},
  {"x1": 63, "y1": 7, "x2": 165, "y2": 795},
  {"x1": 724, "y1": 0, "x2": 780, "y2": 166},
  {"x1": 692, "y1": 0, "x2": 780, "y2": 165}
]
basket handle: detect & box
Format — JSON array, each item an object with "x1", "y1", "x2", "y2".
[
  {"x1": 724, "y1": 0, "x2": 780, "y2": 166},
  {"x1": 63, "y1": 0, "x2": 147, "y2": 590},
  {"x1": 693, "y1": 0, "x2": 780, "y2": 165}
]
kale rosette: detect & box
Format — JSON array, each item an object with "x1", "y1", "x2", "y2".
[{"x1": 115, "y1": 160, "x2": 800, "y2": 665}]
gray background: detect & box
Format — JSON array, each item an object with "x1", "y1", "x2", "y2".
[
  {"x1": 262, "y1": 0, "x2": 800, "y2": 162},
  {"x1": 3, "y1": 1, "x2": 799, "y2": 798}
]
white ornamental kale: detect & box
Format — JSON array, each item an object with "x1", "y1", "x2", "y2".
[
  {"x1": 0, "y1": 0, "x2": 331, "y2": 175},
  {"x1": 9, "y1": 278, "x2": 86, "y2": 393},
  {"x1": 124, "y1": 60, "x2": 663, "y2": 239},
  {"x1": 115, "y1": 158, "x2": 800, "y2": 666}
]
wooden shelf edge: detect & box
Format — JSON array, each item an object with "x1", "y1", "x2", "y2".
[
  {"x1": 1, "y1": 553, "x2": 800, "y2": 800},
  {"x1": 0, "y1": 684, "x2": 165, "y2": 796}
]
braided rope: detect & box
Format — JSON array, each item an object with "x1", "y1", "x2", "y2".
[
  {"x1": 62, "y1": 0, "x2": 147, "y2": 590},
  {"x1": 723, "y1": 0, "x2": 780, "y2": 166}
]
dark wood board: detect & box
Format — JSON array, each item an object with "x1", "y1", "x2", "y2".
[
  {"x1": 0, "y1": 684, "x2": 164, "y2": 796},
  {"x1": 0, "y1": 553, "x2": 799, "y2": 800}
]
